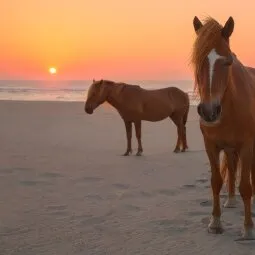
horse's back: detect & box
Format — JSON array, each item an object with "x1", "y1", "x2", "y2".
[
  {"x1": 139, "y1": 86, "x2": 189, "y2": 119},
  {"x1": 116, "y1": 84, "x2": 188, "y2": 121},
  {"x1": 142, "y1": 86, "x2": 189, "y2": 109}
]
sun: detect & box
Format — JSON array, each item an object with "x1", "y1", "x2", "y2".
[{"x1": 49, "y1": 67, "x2": 57, "y2": 75}]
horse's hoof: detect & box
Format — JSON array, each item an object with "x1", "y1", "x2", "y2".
[
  {"x1": 252, "y1": 196, "x2": 255, "y2": 205},
  {"x1": 123, "y1": 151, "x2": 132, "y2": 156},
  {"x1": 235, "y1": 227, "x2": 255, "y2": 241},
  {"x1": 208, "y1": 226, "x2": 224, "y2": 234},
  {"x1": 173, "y1": 148, "x2": 180, "y2": 153},
  {"x1": 136, "y1": 151, "x2": 142, "y2": 156},
  {"x1": 208, "y1": 216, "x2": 223, "y2": 234},
  {"x1": 223, "y1": 196, "x2": 237, "y2": 208}
]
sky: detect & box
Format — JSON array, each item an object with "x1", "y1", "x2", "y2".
[{"x1": 1, "y1": 0, "x2": 255, "y2": 80}]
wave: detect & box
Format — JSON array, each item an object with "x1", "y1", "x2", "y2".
[{"x1": 0, "y1": 80, "x2": 199, "y2": 104}]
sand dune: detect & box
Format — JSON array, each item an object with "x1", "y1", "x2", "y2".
[{"x1": 0, "y1": 101, "x2": 254, "y2": 254}]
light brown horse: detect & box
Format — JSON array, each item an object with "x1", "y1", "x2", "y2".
[
  {"x1": 219, "y1": 65, "x2": 255, "y2": 206},
  {"x1": 84, "y1": 79, "x2": 189, "y2": 155},
  {"x1": 192, "y1": 16, "x2": 255, "y2": 240}
]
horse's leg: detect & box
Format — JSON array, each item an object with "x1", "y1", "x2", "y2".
[
  {"x1": 251, "y1": 141, "x2": 255, "y2": 204},
  {"x1": 134, "y1": 120, "x2": 143, "y2": 156},
  {"x1": 181, "y1": 126, "x2": 188, "y2": 152},
  {"x1": 123, "y1": 120, "x2": 132, "y2": 156},
  {"x1": 239, "y1": 144, "x2": 254, "y2": 239},
  {"x1": 182, "y1": 108, "x2": 189, "y2": 151},
  {"x1": 251, "y1": 162, "x2": 255, "y2": 205},
  {"x1": 223, "y1": 150, "x2": 238, "y2": 208},
  {"x1": 170, "y1": 114, "x2": 183, "y2": 153},
  {"x1": 204, "y1": 139, "x2": 223, "y2": 234}
]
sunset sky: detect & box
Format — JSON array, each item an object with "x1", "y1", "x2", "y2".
[{"x1": 1, "y1": 1, "x2": 255, "y2": 80}]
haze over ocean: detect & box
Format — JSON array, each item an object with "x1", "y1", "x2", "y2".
[{"x1": 0, "y1": 79, "x2": 198, "y2": 104}]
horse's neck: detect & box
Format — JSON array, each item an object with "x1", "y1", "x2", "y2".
[
  {"x1": 223, "y1": 61, "x2": 255, "y2": 118},
  {"x1": 232, "y1": 61, "x2": 255, "y2": 94},
  {"x1": 106, "y1": 95, "x2": 120, "y2": 109},
  {"x1": 106, "y1": 84, "x2": 125, "y2": 110}
]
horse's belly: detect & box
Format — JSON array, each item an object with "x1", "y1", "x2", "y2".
[
  {"x1": 120, "y1": 108, "x2": 170, "y2": 122},
  {"x1": 141, "y1": 112, "x2": 169, "y2": 122},
  {"x1": 141, "y1": 104, "x2": 171, "y2": 121}
]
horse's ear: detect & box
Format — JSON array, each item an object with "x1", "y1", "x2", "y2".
[
  {"x1": 93, "y1": 79, "x2": 95, "y2": 83},
  {"x1": 193, "y1": 16, "x2": 203, "y2": 34},
  {"x1": 222, "y1": 16, "x2": 234, "y2": 39}
]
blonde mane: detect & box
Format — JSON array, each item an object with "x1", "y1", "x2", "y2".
[{"x1": 191, "y1": 17, "x2": 224, "y2": 93}]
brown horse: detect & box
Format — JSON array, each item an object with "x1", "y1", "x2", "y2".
[
  {"x1": 219, "y1": 65, "x2": 255, "y2": 206},
  {"x1": 192, "y1": 16, "x2": 255, "y2": 240},
  {"x1": 84, "y1": 79, "x2": 189, "y2": 155}
]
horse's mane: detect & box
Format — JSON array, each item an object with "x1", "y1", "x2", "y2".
[
  {"x1": 88, "y1": 80, "x2": 141, "y2": 98},
  {"x1": 101, "y1": 80, "x2": 141, "y2": 89},
  {"x1": 191, "y1": 17, "x2": 224, "y2": 93}
]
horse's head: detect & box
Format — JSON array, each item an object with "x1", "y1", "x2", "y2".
[
  {"x1": 85, "y1": 79, "x2": 109, "y2": 114},
  {"x1": 192, "y1": 16, "x2": 235, "y2": 125}
]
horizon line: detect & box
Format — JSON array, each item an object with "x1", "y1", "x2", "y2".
[{"x1": 0, "y1": 78, "x2": 194, "y2": 82}]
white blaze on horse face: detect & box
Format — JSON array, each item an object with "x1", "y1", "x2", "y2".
[{"x1": 207, "y1": 49, "x2": 224, "y2": 95}]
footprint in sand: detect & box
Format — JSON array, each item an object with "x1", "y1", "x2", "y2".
[
  {"x1": 0, "y1": 167, "x2": 33, "y2": 175},
  {"x1": 46, "y1": 204, "x2": 68, "y2": 216},
  {"x1": 157, "y1": 189, "x2": 179, "y2": 196},
  {"x1": 1, "y1": 225, "x2": 32, "y2": 236},
  {"x1": 81, "y1": 176, "x2": 103, "y2": 183},
  {"x1": 47, "y1": 205, "x2": 67, "y2": 210},
  {"x1": 112, "y1": 183, "x2": 131, "y2": 199},
  {"x1": 181, "y1": 184, "x2": 197, "y2": 189},
  {"x1": 151, "y1": 219, "x2": 191, "y2": 232},
  {"x1": 13, "y1": 167, "x2": 33, "y2": 172},
  {"x1": 120, "y1": 193, "x2": 136, "y2": 199},
  {"x1": 19, "y1": 180, "x2": 52, "y2": 186},
  {"x1": 199, "y1": 200, "x2": 212, "y2": 207},
  {"x1": 112, "y1": 183, "x2": 130, "y2": 190},
  {"x1": 196, "y1": 178, "x2": 208, "y2": 184},
  {"x1": 124, "y1": 204, "x2": 141, "y2": 212},
  {"x1": 80, "y1": 215, "x2": 106, "y2": 226},
  {"x1": 85, "y1": 194, "x2": 103, "y2": 201},
  {"x1": 139, "y1": 191, "x2": 155, "y2": 198},
  {"x1": 40, "y1": 172, "x2": 64, "y2": 178}
]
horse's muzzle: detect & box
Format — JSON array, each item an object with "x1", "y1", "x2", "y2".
[
  {"x1": 197, "y1": 102, "x2": 222, "y2": 123},
  {"x1": 85, "y1": 108, "x2": 93, "y2": 114},
  {"x1": 85, "y1": 104, "x2": 94, "y2": 114}
]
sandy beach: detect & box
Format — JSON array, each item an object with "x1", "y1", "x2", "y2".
[{"x1": 0, "y1": 100, "x2": 254, "y2": 254}]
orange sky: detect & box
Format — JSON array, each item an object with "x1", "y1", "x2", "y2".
[{"x1": 1, "y1": 0, "x2": 255, "y2": 80}]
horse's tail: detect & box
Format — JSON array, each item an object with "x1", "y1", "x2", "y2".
[
  {"x1": 220, "y1": 151, "x2": 240, "y2": 187},
  {"x1": 220, "y1": 152, "x2": 228, "y2": 183},
  {"x1": 183, "y1": 93, "x2": 190, "y2": 126},
  {"x1": 183, "y1": 105, "x2": 189, "y2": 126}
]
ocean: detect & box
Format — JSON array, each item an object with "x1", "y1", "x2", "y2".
[{"x1": 0, "y1": 80, "x2": 198, "y2": 105}]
